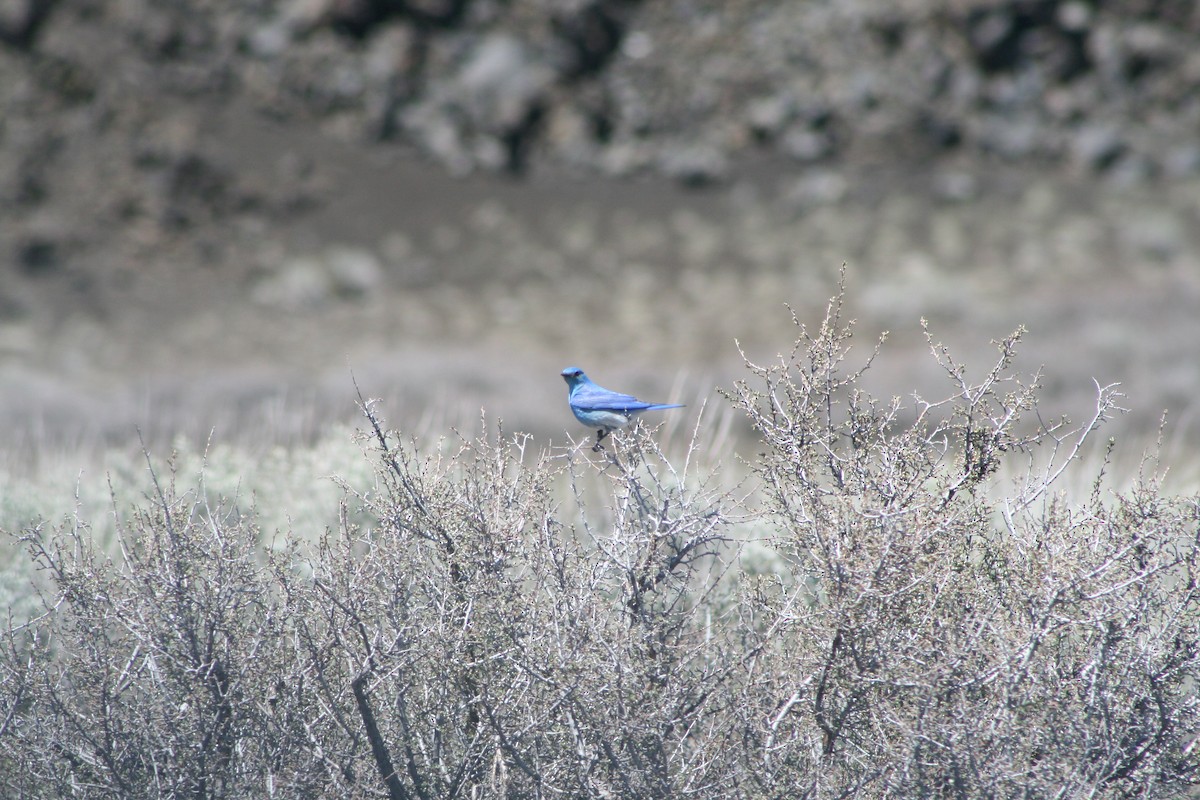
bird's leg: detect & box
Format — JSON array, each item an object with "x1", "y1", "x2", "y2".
[{"x1": 593, "y1": 428, "x2": 609, "y2": 452}]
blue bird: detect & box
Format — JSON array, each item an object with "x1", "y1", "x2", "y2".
[{"x1": 561, "y1": 367, "x2": 683, "y2": 451}]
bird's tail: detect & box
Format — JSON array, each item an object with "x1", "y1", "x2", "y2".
[{"x1": 646, "y1": 403, "x2": 685, "y2": 410}]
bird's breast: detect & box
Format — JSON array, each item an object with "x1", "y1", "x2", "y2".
[{"x1": 571, "y1": 406, "x2": 632, "y2": 430}]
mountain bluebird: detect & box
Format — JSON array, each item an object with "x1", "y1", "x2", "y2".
[{"x1": 561, "y1": 367, "x2": 683, "y2": 451}]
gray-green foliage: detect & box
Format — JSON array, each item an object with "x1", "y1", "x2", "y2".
[
  {"x1": 2, "y1": 292, "x2": 1197, "y2": 798},
  {"x1": 0, "y1": 427, "x2": 373, "y2": 549}
]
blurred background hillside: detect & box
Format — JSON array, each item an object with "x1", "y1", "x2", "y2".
[{"x1": 2, "y1": 0, "x2": 1199, "y2": 467}]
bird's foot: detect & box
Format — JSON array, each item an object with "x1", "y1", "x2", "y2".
[{"x1": 593, "y1": 429, "x2": 609, "y2": 452}]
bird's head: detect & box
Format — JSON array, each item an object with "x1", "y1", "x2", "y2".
[{"x1": 560, "y1": 367, "x2": 587, "y2": 388}]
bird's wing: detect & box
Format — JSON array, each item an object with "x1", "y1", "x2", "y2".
[{"x1": 573, "y1": 384, "x2": 649, "y2": 412}]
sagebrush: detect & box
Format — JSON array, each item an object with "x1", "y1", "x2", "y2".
[{"x1": 3, "y1": 292, "x2": 1197, "y2": 799}]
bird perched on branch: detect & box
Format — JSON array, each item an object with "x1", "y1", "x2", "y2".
[{"x1": 560, "y1": 367, "x2": 683, "y2": 451}]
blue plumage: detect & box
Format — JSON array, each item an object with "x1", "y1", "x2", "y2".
[{"x1": 561, "y1": 367, "x2": 683, "y2": 451}]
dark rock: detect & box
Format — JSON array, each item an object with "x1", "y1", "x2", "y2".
[
  {"x1": 330, "y1": 0, "x2": 469, "y2": 38},
  {"x1": 16, "y1": 236, "x2": 59, "y2": 275},
  {"x1": 31, "y1": 54, "x2": 96, "y2": 105},
  {"x1": 1119, "y1": 22, "x2": 1174, "y2": 80},
  {"x1": 967, "y1": 9, "x2": 1017, "y2": 72},
  {"x1": 965, "y1": 3, "x2": 1089, "y2": 81},
  {"x1": 405, "y1": 0, "x2": 471, "y2": 28},
  {"x1": 0, "y1": 0, "x2": 57, "y2": 49},
  {"x1": 552, "y1": 0, "x2": 636, "y2": 79}
]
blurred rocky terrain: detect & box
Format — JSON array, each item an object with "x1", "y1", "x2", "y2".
[{"x1": 1, "y1": 0, "x2": 1199, "y2": 462}]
